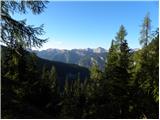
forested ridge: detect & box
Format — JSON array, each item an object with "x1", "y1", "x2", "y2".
[{"x1": 1, "y1": 1, "x2": 159, "y2": 118}]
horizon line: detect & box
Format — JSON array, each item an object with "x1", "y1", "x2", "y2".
[{"x1": 32, "y1": 46, "x2": 140, "y2": 51}]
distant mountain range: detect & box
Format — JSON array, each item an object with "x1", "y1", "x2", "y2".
[{"x1": 33, "y1": 47, "x2": 108, "y2": 70}]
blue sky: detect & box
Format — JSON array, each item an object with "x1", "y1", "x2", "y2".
[{"x1": 13, "y1": 1, "x2": 158, "y2": 50}]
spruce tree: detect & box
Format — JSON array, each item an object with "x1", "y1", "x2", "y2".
[
  {"x1": 90, "y1": 63, "x2": 103, "y2": 83},
  {"x1": 115, "y1": 25, "x2": 128, "y2": 50},
  {"x1": 104, "y1": 25, "x2": 132, "y2": 118},
  {"x1": 105, "y1": 39, "x2": 119, "y2": 77}
]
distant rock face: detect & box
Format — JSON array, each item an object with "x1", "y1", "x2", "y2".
[
  {"x1": 33, "y1": 47, "x2": 107, "y2": 70},
  {"x1": 93, "y1": 47, "x2": 106, "y2": 53}
]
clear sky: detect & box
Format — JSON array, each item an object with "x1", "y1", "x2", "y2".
[{"x1": 12, "y1": 1, "x2": 159, "y2": 50}]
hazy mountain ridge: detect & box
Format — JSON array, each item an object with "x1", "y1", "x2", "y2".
[{"x1": 33, "y1": 47, "x2": 107, "y2": 70}]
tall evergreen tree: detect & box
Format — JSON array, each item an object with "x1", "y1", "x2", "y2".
[
  {"x1": 105, "y1": 39, "x2": 118, "y2": 75},
  {"x1": 90, "y1": 63, "x2": 103, "y2": 83},
  {"x1": 139, "y1": 13, "x2": 151, "y2": 47},
  {"x1": 115, "y1": 25, "x2": 127, "y2": 50},
  {"x1": 1, "y1": 1, "x2": 48, "y2": 81},
  {"x1": 137, "y1": 13, "x2": 153, "y2": 96},
  {"x1": 104, "y1": 25, "x2": 132, "y2": 118},
  {"x1": 1, "y1": 1, "x2": 48, "y2": 118},
  {"x1": 133, "y1": 13, "x2": 158, "y2": 118}
]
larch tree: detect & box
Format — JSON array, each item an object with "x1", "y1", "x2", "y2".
[
  {"x1": 133, "y1": 13, "x2": 158, "y2": 118},
  {"x1": 1, "y1": 1, "x2": 48, "y2": 49},
  {"x1": 1, "y1": 1, "x2": 49, "y2": 118},
  {"x1": 137, "y1": 13, "x2": 153, "y2": 96},
  {"x1": 1, "y1": 1, "x2": 48, "y2": 81},
  {"x1": 139, "y1": 13, "x2": 151, "y2": 47}
]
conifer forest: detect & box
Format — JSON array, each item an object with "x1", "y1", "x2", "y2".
[{"x1": 1, "y1": 1, "x2": 159, "y2": 119}]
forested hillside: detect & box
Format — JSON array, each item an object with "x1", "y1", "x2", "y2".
[
  {"x1": 1, "y1": 45, "x2": 90, "y2": 86},
  {"x1": 1, "y1": 1, "x2": 159, "y2": 119}
]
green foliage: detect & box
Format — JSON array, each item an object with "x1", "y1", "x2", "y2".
[
  {"x1": 115, "y1": 25, "x2": 127, "y2": 45},
  {"x1": 139, "y1": 12, "x2": 151, "y2": 47},
  {"x1": 1, "y1": 6, "x2": 159, "y2": 119},
  {"x1": 1, "y1": 1, "x2": 48, "y2": 49},
  {"x1": 90, "y1": 63, "x2": 103, "y2": 82},
  {"x1": 136, "y1": 29, "x2": 159, "y2": 106},
  {"x1": 105, "y1": 40, "x2": 119, "y2": 72}
]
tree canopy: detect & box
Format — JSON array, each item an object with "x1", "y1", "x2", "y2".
[{"x1": 1, "y1": 1, "x2": 48, "y2": 49}]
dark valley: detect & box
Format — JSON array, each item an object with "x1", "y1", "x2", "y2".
[{"x1": 1, "y1": 1, "x2": 159, "y2": 119}]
